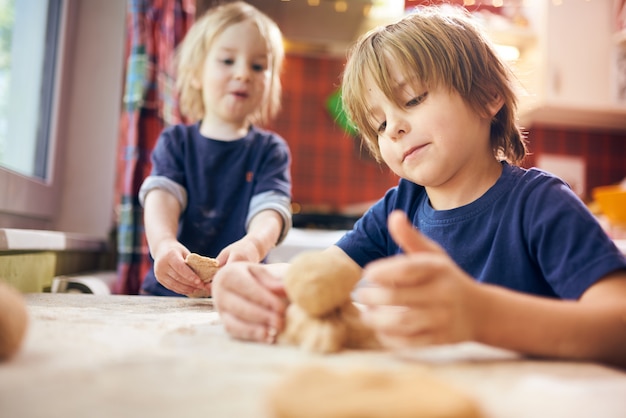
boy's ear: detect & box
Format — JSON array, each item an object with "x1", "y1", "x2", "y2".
[{"x1": 486, "y1": 92, "x2": 505, "y2": 118}]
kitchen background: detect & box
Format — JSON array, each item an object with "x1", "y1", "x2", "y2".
[{"x1": 204, "y1": 0, "x2": 626, "y2": 217}]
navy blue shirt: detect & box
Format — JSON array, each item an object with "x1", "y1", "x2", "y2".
[
  {"x1": 141, "y1": 123, "x2": 291, "y2": 296},
  {"x1": 337, "y1": 162, "x2": 626, "y2": 299}
]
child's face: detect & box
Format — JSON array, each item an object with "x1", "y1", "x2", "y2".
[
  {"x1": 365, "y1": 68, "x2": 494, "y2": 189},
  {"x1": 196, "y1": 20, "x2": 271, "y2": 128}
]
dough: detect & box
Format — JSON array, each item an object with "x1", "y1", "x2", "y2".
[
  {"x1": 185, "y1": 253, "x2": 220, "y2": 283},
  {"x1": 0, "y1": 281, "x2": 28, "y2": 361},
  {"x1": 284, "y1": 250, "x2": 361, "y2": 317},
  {"x1": 278, "y1": 304, "x2": 347, "y2": 354},
  {"x1": 278, "y1": 302, "x2": 380, "y2": 354},
  {"x1": 278, "y1": 250, "x2": 379, "y2": 353},
  {"x1": 267, "y1": 366, "x2": 483, "y2": 418}
]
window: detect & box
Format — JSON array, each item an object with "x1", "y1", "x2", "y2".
[
  {"x1": 0, "y1": 0, "x2": 66, "y2": 229},
  {"x1": 0, "y1": 0, "x2": 61, "y2": 179}
]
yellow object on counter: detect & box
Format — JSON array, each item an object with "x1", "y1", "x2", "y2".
[{"x1": 593, "y1": 185, "x2": 626, "y2": 226}]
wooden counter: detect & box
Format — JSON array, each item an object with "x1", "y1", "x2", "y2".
[{"x1": 1, "y1": 293, "x2": 625, "y2": 418}]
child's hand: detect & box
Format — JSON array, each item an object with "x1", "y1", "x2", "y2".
[
  {"x1": 216, "y1": 236, "x2": 264, "y2": 265},
  {"x1": 153, "y1": 240, "x2": 212, "y2": 296},
  {"x1": 355, "y1": 210, "x2": 481, "y2": 349},
  {"x1": 213, "y1": 262, "x2": 288, "y2": 343}
]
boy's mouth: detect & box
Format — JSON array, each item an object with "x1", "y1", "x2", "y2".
[
  {"x1": 232, "y1": 91, "x2": 249, "y2": 98},
  {"x1": 402, "y1": 145, "x2": 425, "y2": 162}
]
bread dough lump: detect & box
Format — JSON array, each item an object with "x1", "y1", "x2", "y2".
[
  {"x1": 278, "y1": 250, "x2": 379, "y2": 353},
  {"x1": 185, "y1": 253, "x2": 220, "y2": 283},
  {"x1": 267, "y1": 366, "x2": 483, "y2": 418},
  {"x1": 0, "y1": 281, "x2": 29, "y2": 361},
  {"x1": 184, "y1": 253, "x2": 220, "y2": 298}
]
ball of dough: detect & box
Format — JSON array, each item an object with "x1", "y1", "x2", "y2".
[
  {"x1": 0, "y1": 281, "x2": 29, "y2": 361},
  {"x1": 267, "y1": 366, "x2": 483, "y2": 418},
  {"x1": 284, "y1": 250, "x2": 361, "y2": 317},
  {"x1": 278, "y1": 303, "x2": 346, "y2": 354}
]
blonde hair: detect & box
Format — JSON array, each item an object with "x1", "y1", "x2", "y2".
[
  {"x1": 341, "y1": 6, "x2": 527, "y2": 164},
  {"x1": 175, "y1": 1, "x2": 284, "y2": 126}
]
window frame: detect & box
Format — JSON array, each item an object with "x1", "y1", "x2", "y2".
[{"x1": 0, "y1": 0, "x2": 71, "y2": 228}]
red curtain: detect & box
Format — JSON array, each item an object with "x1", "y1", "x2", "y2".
[{"x1": 113, "y1": 0, "x2": 195, "y2": 294}]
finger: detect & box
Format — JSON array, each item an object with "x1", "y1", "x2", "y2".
[
  {"x1": 215, "y1": 288, "x2": 285, "y2": 331},
  {"x1": 362, "y1": 252, "x2": 446, "y2": 288},
  {"x1": 249, "y1": 265, "x2": 288, "y2": 299},
  {"x1": 215, "y1": 265, "x2": 287, "y2": 315},
  {"x1": 215, "y1": 251, "x2": 228, "y2": 266},
  {"x1": 362, "y1": 305, "x2": 433, "y2": 336},
  {"x1": 220, "y1": 311, "x2": 279, "y2": 344},
  {"x1": 375, "y1": 331, "x2": 436, "y2": 349},
  {"x1": 176, "y1": 258, "x2": 205, "y2": 286},
  {"x1": 388, "y1": 210, "x2": 441, "y2": 254},
  {"x1": 157, "y1": 269, "x2": 200, "y2": 295},
  {"x1": 360, "y1": 304, "x2": 438, "y2": 348},
  {"x1": 356, "y1": 282, "x2": 435, "y2": 307}
]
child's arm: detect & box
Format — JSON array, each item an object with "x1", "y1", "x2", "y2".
[
  {"x1": 469, "y1": 270, "x2": 626, "y2": 368},
  {"x1": 143, "y1": 189, "x2": 209, "y2": 295},
  {"x1": 216, "y1": 209, "x2": 284, "y2": 264},
  {"x1": 356, "y1": 210, "x2": 626, "y2": 369}
]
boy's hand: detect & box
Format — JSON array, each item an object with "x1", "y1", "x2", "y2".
[
  {"x1": 213, "y1": 262, "x2": 288, "y2": 343},
  {"x1": 153, "y1": 240, "x2": 212, "y2": 296},
  {"x1": 356, "y1": 210, "x2": 480, "y2": 349},
  {"x1": 216, "y1": 236, "x2": 263, "y2": 265}
]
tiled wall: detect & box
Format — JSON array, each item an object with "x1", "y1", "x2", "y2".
[
  {"x1": 522, "y1": 126, "x2": 626, "y2": 201},
  {"x1": 269, "y1": 55, "x2": 626, "y2": 213},
  {"x1": 267, "y1": 56, "x2": 399, "y2": 213}
]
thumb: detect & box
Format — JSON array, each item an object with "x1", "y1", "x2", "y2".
[{"x1": 388, "y1": 210, "x2": 441, "y2": 254}]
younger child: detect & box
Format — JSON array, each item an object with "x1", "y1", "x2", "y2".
[
  {"x1": 211, "y1": 6, "x2": 626, "y2": 368},
  {"x1": 139, "y1": 1, "x2": 292, "y2": 297}
]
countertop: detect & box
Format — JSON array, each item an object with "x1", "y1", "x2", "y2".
[{"x1": 1, "y1": 293, "x2": 626, "y2": 418}]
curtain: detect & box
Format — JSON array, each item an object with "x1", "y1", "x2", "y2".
[{"x1": 114, "y1": 0, "x2": 195, "y2": 294}]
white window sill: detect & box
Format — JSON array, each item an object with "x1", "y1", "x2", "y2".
[{"x1": 0, "y1": 228, "x2": 106, "y2": 252}]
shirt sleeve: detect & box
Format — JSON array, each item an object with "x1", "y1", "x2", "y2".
[
  {"x1": 246, "y1": 190, "x2": 292, "y2": 244},
  {"x1": 137, "y1": 126, "x2": 188, "y2": 209},
  {"x1": 336, "y1": 189, "x2": 399, "y2": 268},
  {"x1": 522, "y1": 173, "x2": 626, "y2": 299},
  {"x1": 247, "y1": 131, "x2": 293, "y2": 245},
  {"x1": 138, "y1": 175, "x2": 188, "y2": 210}
]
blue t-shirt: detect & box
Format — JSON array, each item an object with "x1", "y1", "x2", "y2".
[
  {"x1": 141, "y1": 123, "x2": 292, "y2": 296},
  {"x1": 337, "y1": 162, "x2": 626, "y2": 300}
]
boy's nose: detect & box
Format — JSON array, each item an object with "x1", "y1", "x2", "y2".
[
  {"x1": 234, "y1": 63, "x2": 251, "y2": 80},
  {"x1": 387, "y1": 119, "x2": 409, "y2": 141}
]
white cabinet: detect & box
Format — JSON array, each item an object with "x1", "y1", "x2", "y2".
[{"x1": 512, "y1": 0, "x2": 626, "y2": 130}]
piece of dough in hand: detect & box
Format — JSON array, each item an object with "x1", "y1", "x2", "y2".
[
  {"x1": 267, "y1": 366, "x2": 483, "y2": 418},
  {"x1": 184, "y1": 253, "x2": 220, "y2": 283}
]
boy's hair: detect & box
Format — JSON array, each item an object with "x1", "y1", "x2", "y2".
[
  {"x1": 341, "y1": 6, "x2": 528, "y2": 164},
  {"x1": 175, "y1": 1, "x2": 284, "y2": 126}
]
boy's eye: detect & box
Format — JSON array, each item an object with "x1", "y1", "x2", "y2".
[
  {"x1": 251, "y1": 63, "x2": 266, "y2": 72},
  {"x1": 406, "y1": 92, "x2": 428, "y2": 107},
  {"x1": 376, "y1": 121, "x2": 387, "y2": 134},
  {"x1": 221, "y1": 58, "x2": 234, "y2": 65}
]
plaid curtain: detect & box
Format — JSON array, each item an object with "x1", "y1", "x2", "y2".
[{"x1": 114, "y1": 0, "x2": 195, "y2": 294}]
